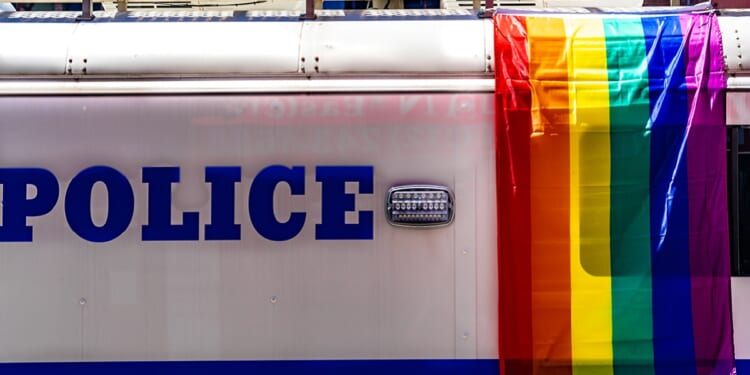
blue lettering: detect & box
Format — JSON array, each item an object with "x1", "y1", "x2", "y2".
[
  {"x1": 65, "y1": 166, "x2": 134, "y2": 243},
  {"x1": 205, "y1": 166, "x2": 241, "y2": 240},
  {"x1": 142, "y1": 167, "x2": 199, "y2": 241},
  {"x1": 0, "y1": 168, "x2": 59, "y2": 242},
  {"x1": 249, "y1": 165, "x2": 306, "y2": 241},
  {"x1": 315, "y1": 166, "x2": 374, "y2": 240},
  {"x1": 0, "y1": 164, "x2": 377, "y2": 243}
]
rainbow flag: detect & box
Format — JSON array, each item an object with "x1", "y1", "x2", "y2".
[{"x1": 493, "y1": 11, "x2": 733, "y2": 375}]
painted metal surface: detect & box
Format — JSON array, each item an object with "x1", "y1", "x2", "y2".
[
  {"x1": 0, "y1": 23, "x2": 76, "y2": 74},
  {"x1": 0, "y1": 12, "x2": 491, "y2": 76},
  {"x1": 0, "y1": 78, "x2": 495, "y2": 95},
  {"x1": 66, "y1": 22, "x2": 303, "y2": 75},
  {"x1": 720, "y1": 15, "x2": 750, "y2": 75},
  {"x1": 733, "y1": 278, "x2": 750, "y2": 361},
  {"x1": 0, "y1": 93, "x2": 498, "y2": 363},
  {"x1": 298, "y1": 19, "x2": 487, "y2": 73},
  {"x1": 0, "y1": 11, "x2": 746, "y2": 78},
  {"x1": 728, "y1": 91, "x2": 750, "y2": 125}
]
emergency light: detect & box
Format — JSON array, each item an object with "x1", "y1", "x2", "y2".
[{"x1": 386, "y1": 185, "x2": 454, "y2": 227}]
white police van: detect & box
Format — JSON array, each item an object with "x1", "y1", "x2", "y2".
[{"x1": 0, "y1": 3, "x2": 748, "y2": 374}]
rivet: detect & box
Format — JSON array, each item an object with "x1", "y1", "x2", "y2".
[
  {"x1": 79, "y1": 298, "x2": 87, "y2": 305},
  {"x1": 270, "y1": 296, "x2": 278, "y2": 304},
  {"x1": 314, "y1": 56, "x2": 319, "y2": 62},
  {"x1": 301, "y1": 57, "x2": 305, "y2": 62}
]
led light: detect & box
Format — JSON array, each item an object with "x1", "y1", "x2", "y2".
[{"x1": 386, "y1": 185, "x2": 454, "y2": 228}]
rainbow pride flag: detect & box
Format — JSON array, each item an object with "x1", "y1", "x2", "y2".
[{"x1": 493, "y1": 11, "x2": 733, "y2": 375}]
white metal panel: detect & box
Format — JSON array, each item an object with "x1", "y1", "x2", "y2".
[
  {"x1": 455, "y1": 149, "x2": 478, "y2": 357},
  {"x1": 66, "y1": 21, "x2": 303, "y2": 75},
  {"x1": 0, "y1": 78, "x2": 495, "y2": 94},
  {"x1": 474, "y1": 145, "x2": 497, "y2": 359},
  {"x1": 719, "y1": 16, "x2": 750, "y2": 75},
  {"x1": 300, "y1": 19, "x2": 488, "y2": 74},
  {"x1": 733, "y1": 277, "x2": 750, "y2": 359},
  {"x1": 0, "y1": 23, "x2": 76, "y2": 75},
  {"x1": 484, "y1": 19, "x2": 494, "y2": 74},
  {"x1": 729, "y1": 75, "x2": 750, "y2": 90},
  {"x1": 728, "y1": 91, "x2": 750, "y2": 126},
  {"x1": 0, "y1": 93, "x2": 498, "y2": 361}
]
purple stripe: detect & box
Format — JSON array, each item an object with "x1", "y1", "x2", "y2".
[{"x1": 682, "y1": 13, "x2": 734, "y2": 374}]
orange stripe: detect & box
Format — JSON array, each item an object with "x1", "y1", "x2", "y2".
[{"x1": 527, "y1": 16, "x2": 572, "y2": 375}]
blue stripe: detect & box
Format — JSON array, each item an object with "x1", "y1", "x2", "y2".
[
  {"x1": 643, "y1": 16, "x2": 696, "y2": 375},
  {"x1": 0, "y1": 359, "x2": 499, "y2": 375},
  {"x1": 322, "y1": 0, "x2": 369, "y2": 9},
  {"x1": 737, "y1": 359, "x2": 749, "y2": 374}
]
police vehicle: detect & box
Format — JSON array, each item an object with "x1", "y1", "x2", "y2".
[{"x1": 0, "y1": 2, "x2": 748, "y2": 374}]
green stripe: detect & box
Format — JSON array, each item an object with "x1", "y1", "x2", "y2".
[{"x1": 604, "y1": 18, "x2": 655, "y2": 375}]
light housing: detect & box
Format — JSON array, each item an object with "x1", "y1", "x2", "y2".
[{"x1": 386, "y1": 185, "x2": 454, "y2": 228}]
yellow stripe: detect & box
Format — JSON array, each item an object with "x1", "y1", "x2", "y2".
[{"x1": 566, "y1": 18, "x2": 613, "y2": 375}]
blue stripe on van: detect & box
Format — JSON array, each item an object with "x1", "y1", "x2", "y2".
[
  {"x1": 0, "y1": 359, "x2": 499, "y2": 375},
  {"x1": 737, "y1": 359, "x2": 750, "y2": 374}
]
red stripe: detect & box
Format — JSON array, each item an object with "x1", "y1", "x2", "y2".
[{"x1": 494, "y1": 14, "x2": 533, "y2": 375}]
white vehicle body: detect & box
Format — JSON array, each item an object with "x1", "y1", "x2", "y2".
[{"x1": 0, "y1": 6, "x2": 748, "y2": 374}]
